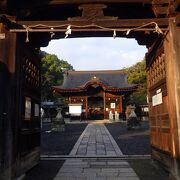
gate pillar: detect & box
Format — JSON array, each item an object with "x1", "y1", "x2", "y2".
[
  {"x1": 0, "y1": 19, "x2": 41, "y2": 179},
  {"x1": 164, "y1": 17, "x2": 180, "y2": 179},
  {"x1": 0, "y1": 21, "x2": 17, "y2": 180}
]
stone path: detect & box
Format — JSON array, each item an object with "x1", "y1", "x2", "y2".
[
  {"x1": 54, "y1": 123, "x2": 140, "y2": 180},
  {"x1": 70, "y1": 124, "x2": 123, "y2": 156}
]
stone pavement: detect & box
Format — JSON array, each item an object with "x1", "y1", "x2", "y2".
[{"x1": 54, "y1": 123, "x2": 140, "y2": 180}]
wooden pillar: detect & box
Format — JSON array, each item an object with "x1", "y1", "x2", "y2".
[
  {"x1": 119, "y1": 96, "x2": 122, "y2": 113},
  {"x1": 104, "y1": 92, "x2": 106, "y2": 119},
  {"x1": 164, "y1": 17, "x2": 180, "y2": 179},
  {"x1": 0, "y1": 21, "x2": 17, "y2": 180},
  {"x1": 85, "y1": 96, "x2": 88, "y2": 119},
  {"x1": 69, "y1": 96, "x2": 71, "y2": 104}
]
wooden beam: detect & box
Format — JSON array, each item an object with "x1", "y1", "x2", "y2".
[
  {"x1": 0, "y1": 0, "x2": 8, "y2": 11},
  {"x1": 153, "y1": 6, "x2": 168, "y2": 16},
  {"x1": 17, "y1": 18, "x2": 168, "y2": 28},
  {"x1": 48, "y1": 0, "x2": 152, "y2": 5},
  {"x1": 152, "y1": 0, "x2": 169, "y2": 16},
  {"x1": 152, "y1": 0, "x2": 169, "y2": 5},
  {"x1": 175, "y1": 13, "x2": 180, "y2": 26},
  {"x1": 10, "y1": 27, "x2": 168, "y2": 33},
  {"x1": 173, "y1": 0, "x2": 180, "y2": 11}
]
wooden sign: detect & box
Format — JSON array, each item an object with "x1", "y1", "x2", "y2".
[
  {"x1": 152, "y1": 91, "x2": 162, "y2": 106},
  {"x1": 0, "y1": 33, "x2": 5, "y2": 39},
  {"x1": 25, "y1": 97, "x2": 31, "y2": 119},
  {"x1": 110, "y1": 103, "x2": 116, "y2": 109}
]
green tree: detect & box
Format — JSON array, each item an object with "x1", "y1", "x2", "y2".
[
  {"x1": 124, "y1": 59, "x2": 147, "y2": 105},
  {"x1": 40, "y1": 51, "x2": 74, "y2": 101}
]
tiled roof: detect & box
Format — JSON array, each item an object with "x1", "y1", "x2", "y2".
[{"x1": 53, "y1": 70, "x2": 137, "y2": 92}]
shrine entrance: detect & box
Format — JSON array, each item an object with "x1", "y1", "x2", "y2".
[
  {"x1": 88, "y1": 96, "x2": 104, "y2": 120},
  {"x1": 0, "y1": 1, "x2": 180, "y2": 180}
]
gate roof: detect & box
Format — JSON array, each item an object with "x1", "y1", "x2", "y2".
[{"x1": 0, "y1": 1, "x2": 179, "y2": 47}]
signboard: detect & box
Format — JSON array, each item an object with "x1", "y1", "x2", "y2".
[
  {"x1": 143, "y1": 107, "x2": 149, "y2": 112},
  {"x1": 25, "y1": 97, "x2": 31, "y2": 119},
  {"x1": 0, "y1": 33, "x2": 5, "y2": 39},
  {"x1": 110, "y1": 103, "x2": 116, "y2": 109},
  {"x1": 69, "y1": 104, "x2": 82, "y2": 115},
  {"x1": 152, "y1": 92, "x2": 162, "y2": 106}
]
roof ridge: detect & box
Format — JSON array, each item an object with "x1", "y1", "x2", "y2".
[{"x1": 68, "y1": 70, "x2": 125, "y2": 74}]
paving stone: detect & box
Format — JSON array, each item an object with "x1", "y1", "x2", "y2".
[
  {"x1": 96, "y1": 142, "x2": 104, "y2": 146},
  {"x1": 64, "y1": 161, "x2": 88, "y2": 166},
  {"x1": 89, "y1": 161, "x2": 107, "y2": 166},
  {"x1": 54, "y1": 177, "x2": 77, "y2": 180},
  {"x1": 87, "y1": 177, "x2": 106, "y2": 180},
  {"x1": 53, "y1": 124, "x2": 140, "y2": 180},
  {"x1": 80, "y1": 141, "x2": 88, "y2": 145},
  {"x1": 96, "y1": 144, "x2": 105, "y2": 148},
  {"x1": 59, "y1": 167, "x2": 83, "y2": 173},
  {"x1": 119, "y1": 168, "x2": 135, "y2": 173},
  {"x1": 106, "y1": 151, "x2": 116, "y2": 155},
  {"x1": 83, "y1": 168, "x2": 101, "y2": 173},
  {"x1": 101, "y1": 168, "x2": 120, "y2": 173},
  {"x1": 105, "y1": 146, "x2": 114, "y2": 150},
  {"x1": 77, "y1": 147, "x2": 87, "y2": 155},
  {"x1": 107, "y1": 178, "x2": 139, "y2": 180},
  {"x1": 107, "y1": 161, "x2": 129, "y2": 166},
  {"x1": 79, "y1": 145, "x2": 87, "y2": 148},
  {"x1": 119, "y1": 172, "x2": 137, "y2": 177},
  {"x1": 81, "y1": 172, "x2": 97, "y2": 177},
  {"x1": 87, "y1": 146, "x2": 96, "y2": 151},
  {"x1": 97, "y1": 172, "x2": 119, "y2": 177},
  {"x1": 97, "y1": 150, "x2": 106, "y2": 155},
  {"x1": 86, "y1": 151, "x2": 96, "y2": 155}
]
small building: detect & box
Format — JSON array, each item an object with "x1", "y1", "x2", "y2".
[
  {"x1": 53, "y1": 70, "x2": 137, "y2": 120},
  {"x1": 41, "y1": 101, "x2": 62, "y2": 122}
]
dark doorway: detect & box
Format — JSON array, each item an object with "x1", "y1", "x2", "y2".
[
  {"x1": 88, "y1": 96, "x2": 104, "y2": 120},
  {"x1": 0, "y1": 62, "x2": 9, "y2": 176}
]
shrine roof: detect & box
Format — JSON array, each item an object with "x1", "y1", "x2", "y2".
[{"x1": 53, "y1": 70, "x2": 137, "y2": 92}]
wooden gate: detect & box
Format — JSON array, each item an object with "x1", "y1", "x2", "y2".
[
  {"x1": 146, "y1": 38, "x2": 173, "y2": 166},
  {"x1": 0, "y1": 27, "x2": 41, "y2": 179},
  {"x1": 146, "y1": 19, "x2": 180, "y2": 176},
  {"x1": 14, "y1": 36, "x2": 41, "y2": 177}
]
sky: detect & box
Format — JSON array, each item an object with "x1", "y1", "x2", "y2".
[{"x1": 41, "y1": 37, "x2": 147, "y2": 71}]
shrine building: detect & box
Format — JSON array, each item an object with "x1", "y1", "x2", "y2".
[{"x1": 53, "y1": 70, "x2": 137, "y2": 120}]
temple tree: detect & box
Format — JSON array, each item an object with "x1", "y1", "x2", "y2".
[
  {"x1": 124, "y1": 59, "x2": 147, "y2": 105},
  {"x1": 40, "y1": 51, "x2": 74, "y2": 101}
]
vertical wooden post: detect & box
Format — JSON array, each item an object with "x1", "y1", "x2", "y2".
[
  {"x1": 119, "y1": 96, "x2": 122, "y2": 113},
  {"x1": 0, "y1": 21, "x2": 17, "y2": 180},
  {"x1": 85, "y1": 96, "x2": 88, "y2": 119},
  {"x1": 104, "y1": 92, "x2": 106, "y2": 119},
  {"x1": 164, "y1": 17, "x2": 180, "y2": 179}
]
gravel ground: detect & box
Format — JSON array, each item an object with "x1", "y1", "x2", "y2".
[
  {"x1": 26, "y1": 160, "x2": 64, "y2": 180},
  {"x1": 27, "y1": 121, "x2": 169, "y2": 180},
  {"x1": 128, "y1": 159, "x2": 169, "y2": 180},
  {"x1": 41, "y1": 123, "x2": 87, "y2": 155},
  {"x1": 105, "y1": 121, "x2": 151, "y2": 155}
]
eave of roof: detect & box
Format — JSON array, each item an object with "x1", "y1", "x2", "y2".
[{"x1": 52, "y1": 84, "x2": 138, "y2": 93}]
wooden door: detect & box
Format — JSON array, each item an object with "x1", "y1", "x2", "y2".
[
  {"x1": 14, "y1": 37, "x2": 41, "y2": 177},
  {"x1": 147, "y1": 46, "x2": 172, "y2": 153}
]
